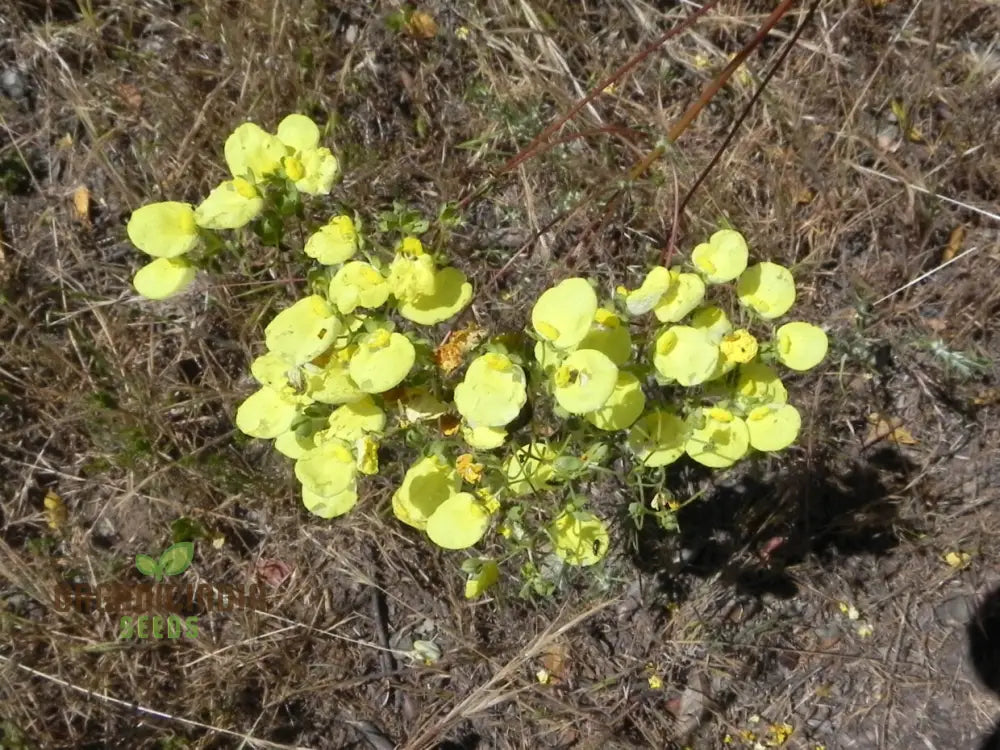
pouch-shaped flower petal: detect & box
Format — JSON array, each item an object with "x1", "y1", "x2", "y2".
[
  {"x1": 690, "y1": 306, "x2": 733, "y2": 342},
  {"x1": 388, "y1": 253, "x2": 437, "y2": 301},
  {"x1": 692, "y1": 229, "x2": 749, "y2": 283},
  {"x1": 294, "y1": 439, "x2": 356, "y2": 497},
  {"x1": 553, "y1": 349, "x2": 618, "y2": 414},
  {"x1": 685, "y1": 407, "x2": 750, "y2": 468},
  {"x1": 305, "y1": 215, "x2": 358, "y2": 265},
  {"x1": 653, "y1": 271, "x2": 705, "y2": 322},
  {"x1": 653, "y1": 326, "x2": 719, "y2": 386},
  {"x1": 325, "y1": 395, "x2": 386, "y2": 441},
  {"x1": 349, "y1": 329, "x2": 416, "y2": 393},
  {"x1": 775, "y1": 321, "x2": 828, "y2": 371},
  {"x1": 549, "y1": 510, "x2": 609, "y2": 566},
  {"x1": 304, "y1": 355, "x2": 363, "y2": 404},
  {"x1": 398, "y1": 266, "x2": 473, "y2": 325},
  {"x1": 746, "y1": 403, "x2": 801, "y2": 451},
  {"x1": 302, "y1": 484, "x2": 358, "y2": 519},
  {"x1": 462, "y1": 424, "x2": 507, "y2": 449},
  {"x1": 737, "y1": 262, "x2": 795, "y2": 319},
  {"x1": 133, "y1": 257, "x2": 197, "y2": 300},
  {"x1": 398, "y1": 387, "x2": 449, "y2": 422},
  {"x1": 504, "y1": 442, "x2": 558, "y2": 495},
  {"x1": 293, "y1": 147, "x2": 340, "y2": 195},
  {"x1": 274, "y1": 427, "x2": 315, "y2": 459},
  {"x1": 426, "y1": 492, "x2": 491, "y2": 549},
  {"x1": 578, "y1": 309, "x2": 632, "y2": 365},
  {"x1": 265, "y1": 295, "x2": 341, "y2": 365},
  {"x1": 224, "y1": 122, "x2": 287, "y2": 182},
  {"x1": 127, "y1": 202, "x2": 199, "y2": 258},
  {"x1": 392, "y1": 455, "x2": 460, "y2": 530},
  {"x1": 464, "y1": 559, "x2": 500, "y2": 599},
  {"x1": 329, "y1": 261, "x2": 390, "y2": 315},
  {"x1": 276, "y1": 113, "x2": 320, "y2": 153},
  {"x1": 736, "y1": 362, "x2": 788, "y2": 407},
  {"x1": 627, "y1": 409, "x2": 687, "y2": 467},
  {"x1": 531, "y1": 277, "x2": 597, "y2": 349},
  {"x1": 585, "y1": 371, "x2": 646, "y2": 431},
  {"x1": 235, "y1": 387, "x2": 301, "y2": 439},
  {"x1": 453, "y1": 353, "x2": 527, "y2": 428},
  {"x1": 194, "y1": 178, "x2": 264, "y2": 229},
  {"x1": 625, "y1": 266, "x2": 671, "y2": 315}
]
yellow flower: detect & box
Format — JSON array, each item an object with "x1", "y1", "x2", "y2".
[
  {"x1": 392, "y1": 455, "x2": 460, "y2": 530},
  {"x1": 399, "y1": 236, "x2": 425, "y2": 256},
  {"x1": 355, "y1": 434, "x2": 380, "y2": 475},
  {"x1": 456, "y1": 453, "x2": 484, "y2": 484},
  {"x1": 584, "y1": 371, "x2": 646, "y2": 431},
  {"x1": 653, "y1": 326, "x2": 719, "y2": 386},
  {"x1": 348, "y1": 329, "x2": 416, "y2": 393},
  {"x1": 736, "y1": 362, "x2": 788, "y2": 407},
  {"x1": 690, "y1": 306, "x2": 733, "y2": 342},
  {"x1": 719, "y1": 329, "x2": 759, "y2": 365},
  {"x1": 302, "y1": 484, "x2": 358, "y2": 519},
  {"x1": 775, "y1": 321, "x2": 828, "y2": 371},
  {"x1": 223, "y1": 122, "x2": 286, "y2": 182},
  {"x1": 426, "y1": 492, "x2": 492, "y2": 549},
  {"x1": 685, "y1": 407, "x2": 750, "y2": 468},
  {"x1": 294, "y1": 438, "x2": 357, "y2": 497},
  {"x1": 388, "y1": 252, "x2": 437, "y2": 301},
  {"x1": 133, "y1": 257, "x2": 197, "y2": 300},
  {"x1": 578, "y1": 308, "x2": 632, "y2": 365},
  {"x1": 126, "y1": 202, "x2": 199, "y2": 258},
  {"x1": 464, "y1": 559, "x2": 499, "y2": 599},
  {"x1": 737, "y1": 262, "x2": 796, "y2": 319},
  {"x1": 194, "y1": 178, "x2": 264, "y2": 229},
  {"x1": 627, "y1": 409, "x2": 687, "y2": 467},
  {"x1": 462, "y1": 423, "x2": 508, "y2": 449},
  {"x1": 549, "y1": 509, "x2": 609, "y2": 566},
  {"x1": 303, "y1": 355, "x2": 363, "y2": 405},
  {"x1": 265, "y1": 295, "x2": 341, "y2": 365},
  {"x1": 398, "y1": 387, "x2": 449, "y2": 422},
  {"x1": 235, "y1": 387, "x2": 301, "y2": 438},
  {"x1": 746, "y1": 403, "x2": 801, "y2": 451},
  {"x1": 398, "y1": 266, "x2": 473, "y2": 325},
  {"x1": 531, "y1": 277, "x2": 597, "y2": 349},
  {"x1": 653, "y1": 270, "x2": 705, "y2": 322},
  {"x1": 625, "y1": 266, "x2": 672, "y2": 315},
  {"x1": 329, "y1": 261, "x2": 390, "y2": 315},
  {"x1": 553, "y1": 349, "x2": 618, "y2": 414},
  {"x1": 304, "y1": 215, "x2": 358, "y2": 265},
  {"x1": 504, "y1": 442, "x2": 558, "y2": 495},
  {"x1": 691, "y1": 229, "x2": 749, "y2": 283},
  {"x1": 275, "y1": 114, "x2": 340, "y2": 195},
  {"x1": 648, "y1": 675, "x2": 664, "y2": 690},
  {"x1": 324, "y1": 395, "x2": 386, "y2": 441},
  {"x1": 453, "y1": 353, "x2": 527, "y2": 428},
  {"x1": 273, "y1": 427, "x2": 315, "y2": 459}
]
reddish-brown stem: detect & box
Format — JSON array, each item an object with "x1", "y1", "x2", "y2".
[{"x1": 498, "y1": 0, "x2": 725, "y2": 176}]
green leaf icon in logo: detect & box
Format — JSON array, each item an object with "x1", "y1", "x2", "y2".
[
  {"x1": 135, "y1": 554, "x2": 161, "y2": 579},
  {"x1": 159, "y1": 541, "x2": 194, "y2": 577}
]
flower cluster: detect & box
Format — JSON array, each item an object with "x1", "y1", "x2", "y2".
[{"x1": 127, "y1": 114, "x2": 828, "y2": 602}]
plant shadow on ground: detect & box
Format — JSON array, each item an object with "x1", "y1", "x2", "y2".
[
  {"x1": 631, "y1": 445, "x2": 918, "y2": 601},
  {"x1": 970, "y1": 585, "x2": 1000, "y2": 750}
]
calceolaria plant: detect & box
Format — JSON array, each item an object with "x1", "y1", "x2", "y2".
[{"x1": 128, "y1": 114, "x2": 829, "y2": 602}]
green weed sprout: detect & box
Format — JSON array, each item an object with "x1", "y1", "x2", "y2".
[{"x1": 126, "y1": 115, "x2": 829, "y2": 601}]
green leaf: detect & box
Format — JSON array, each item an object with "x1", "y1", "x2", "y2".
[
  {"x1": 158, "y1": 542, "x2": 194, "y2": 576},
  {"x1": 135, "y1": 554, "x2": 159, "y2": 578}
]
